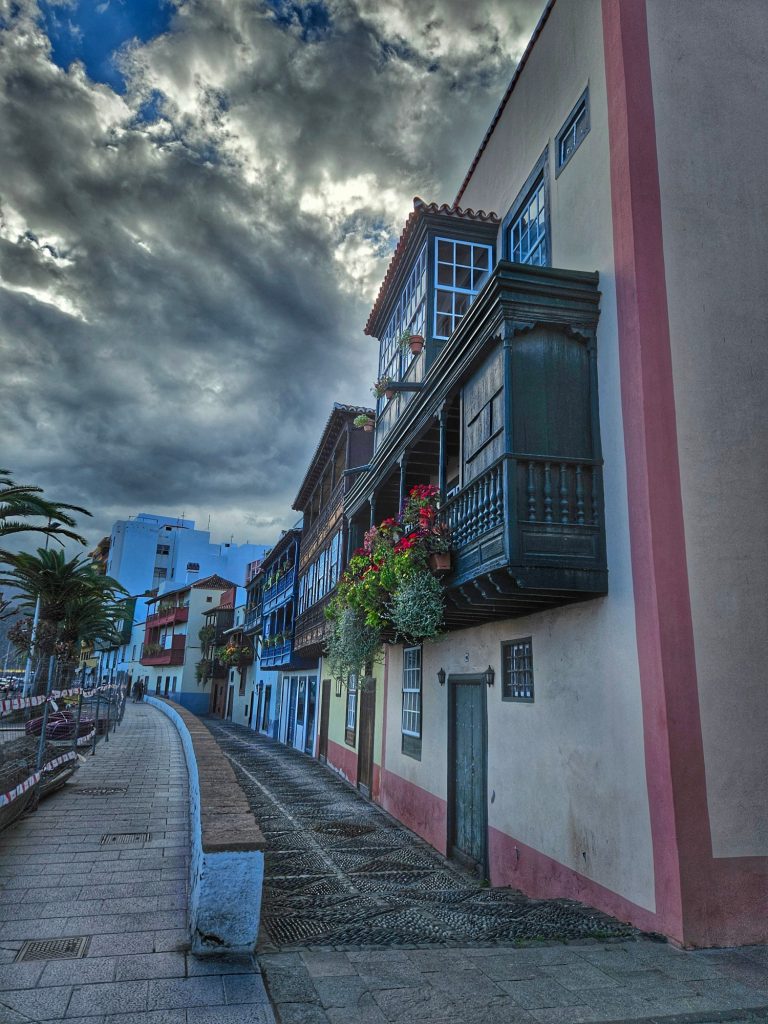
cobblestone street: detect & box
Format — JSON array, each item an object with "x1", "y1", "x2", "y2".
[{"x1": 204, "y1": 719, "x2": 635, "y2": 950}]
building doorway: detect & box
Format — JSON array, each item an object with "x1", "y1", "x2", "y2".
[
  {"x1": 447, "y1": 673, "x2": 488, "y2": 877},
  {"x1": 357, "y1": 676, "x2": 376, "y2": 798}
]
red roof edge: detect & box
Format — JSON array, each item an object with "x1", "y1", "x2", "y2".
[{"x1": 454, "y1": 0, "x2": 557, "y2": 207}]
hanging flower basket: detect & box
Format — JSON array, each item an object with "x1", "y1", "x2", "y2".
[
  {"x1": 408, "y1": 335, "x2": 424, "y2": 355},
  {"x1": 429, "y1": 552, "x2": 451, "y2": 573}
]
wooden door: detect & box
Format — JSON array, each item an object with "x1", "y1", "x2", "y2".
[
  {"x1": 318, "y1": 679, "x2": 331, "y2": 762},
  {"x1": 448, "y1": 674, "x2": 487, "y2": 876},
  {"x1": 357, "y1": 677, "x2": 376, "y2": 798},
  {"x1": 226, "y1": 686, "x2": 234, "y2": 721}
]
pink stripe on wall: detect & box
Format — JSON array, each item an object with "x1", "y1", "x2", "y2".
[
  {"x1": 379, "y1": 769, "x2": 447, "y2": 856},
  {"x1": 602, "y1": 0, "x2": 767, "y2": 946}
]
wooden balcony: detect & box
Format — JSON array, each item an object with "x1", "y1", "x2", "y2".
[
  {"x1": 294, "y1": 599, "x2": 332, "y2": 658},
  {"x1": 440, "y1": 453, "x2": 605, "y2": 626},
  {"x1": 263, "y1": 567, "x2": 295, "y2": 614},
  {"x1": 141, "y1": 635, "x2": 186, "y2": 666},
  {"x1": 346, "y1": 260, "x2": 608, "y2": 628},
  {"x1": 146, "y1": 605, "x2": 189, "y2": 628},
  {"x1": 243, "y1": 606, "x2": 262, "y2": 634}
]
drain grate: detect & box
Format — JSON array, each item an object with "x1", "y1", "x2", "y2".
[
  {"x1": 77, "y1": 787, "x2": 127, "y2": 796},
  {"x1": 100, "y1": 832, "x2": 151, "y2": 845},
  {"x1": 16, "y1": 936, "x2": 90, "y2": 962}
]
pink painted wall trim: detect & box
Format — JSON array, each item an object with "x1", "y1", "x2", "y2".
[
  {"x1": 602, "y1": 0, "x2": 767, "y2": 946},
  {"x1": 489, "y1": 827, "x2": 659, "y2": 934},
  {"x1": 379, "y1": 768, "x2": 447, "y2": 855},
  {"x1": 326, "y1": 738, "x2": 358, "y2": 787}
]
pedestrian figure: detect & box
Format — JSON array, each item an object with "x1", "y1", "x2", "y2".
[
  {"x1": 132, "y1": 680, "x2": 139, "y2": 702},
  {"x1": 136, "y1": 680, "x2": 144, "y2": 702}
]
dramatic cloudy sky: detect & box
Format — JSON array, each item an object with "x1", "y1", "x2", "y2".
[{"x1": 1, "y1": 0, "x2": 544, "y2": 552}]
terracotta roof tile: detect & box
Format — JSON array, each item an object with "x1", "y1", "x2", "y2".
[
  {"x1": 364, "y1": 198, "x2": 499, "y2": 337},
  {"x1": 191, "y1": 574, "x2": 236, "y2": 590}
]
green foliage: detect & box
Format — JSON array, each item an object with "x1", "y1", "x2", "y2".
[
  {"x1": 198, "y1": 624, "x2": 216, "y2": 647},
  {"x1": 325, "y1": 608, "x2": 381, "y2": 682},
  {"x1": 387, "y1": 570, "x2": 444, "y2": 642},
  {"x1": 195, "y1": 659, "x2": 212, "y2": 684},
  {"x1": 0, "y1": 468, "x2": 90, "y2": 545}
]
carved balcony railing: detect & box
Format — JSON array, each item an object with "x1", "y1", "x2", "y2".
[
  {"x1": 260, "y1": 639, "x2": 292, "y2": 668},
  {"x1": 243, "y1": 606, "x2": 262, "y2": 634},
  {"x1": 439, "y1": 452, "x2": 606, "y2": 623}
]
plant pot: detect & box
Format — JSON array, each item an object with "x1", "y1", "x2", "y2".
[
  {"x1": 384, "y1": 388, "x2": 395, "y2": 401},
  {"x1": 408, "y1": 335, "x2": 424, "y2": 355},
  {"x1": 429, "y1": 552, "x2": 451, "y2": 573},
  {"x1": 363, "y1": 421, "x2": 374, "y2": 432}
]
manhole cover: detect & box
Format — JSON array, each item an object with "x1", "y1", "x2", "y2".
[
  {"x1": 16, "y1": 936, "x2": 90, "y2": 962},
  {"x1": 76, "y1": 787, "x2": 126, "y2": 796},
  {"x1": 100, "y1": 832, "x2": 151, "y2": 845},
  {"x1": 313, "y1": 821, "x2": 376, "y2": 839}
]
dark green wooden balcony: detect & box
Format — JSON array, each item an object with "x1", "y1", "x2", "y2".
[{"x1": 346, "y1": 259, "x2": 608, "y2": 628}]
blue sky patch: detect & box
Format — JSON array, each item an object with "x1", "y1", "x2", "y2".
[{"x1": 39, "y1": 0, "x2": 174, "y2": 92}]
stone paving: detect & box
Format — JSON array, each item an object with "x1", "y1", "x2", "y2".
[
  {"x1": 0, "y1": 702, "x2": 274, "y2": 1023},
  {"x1": 207, "y1": 719, "x2": 768, "y2": 1024}
]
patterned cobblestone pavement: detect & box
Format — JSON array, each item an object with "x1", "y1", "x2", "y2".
[{"x1": 203, "y1": 719, "x2": 636, "y2": 951}]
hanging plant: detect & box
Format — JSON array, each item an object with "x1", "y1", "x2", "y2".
[
  {"x1": 195, "y1": 659, "x2": 212, "y2": 684},
  {"x1": 325, "y1": 608, "x2": 381, "y2": 683},
  {"x1": 398, "y1": 328, "x2": 424, "y2": 355},
  {"x1": 198, "y1": 624, "x2": 216, "y2": 647},
  {"x1": 387, "y1": 570, "x2": 444, "y2": 642}
]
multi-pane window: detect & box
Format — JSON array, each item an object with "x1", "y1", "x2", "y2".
[
  {"x1": 345, "y1": 673, "x2": 358, "y2": 743},
  {"x1": 509, "y1": 177, "x2": 547, "y2": 266},
  {"x1": 401, "y1": 646, "x2": 422, "y2": 737},
  {"x1": 298, "y1": 529, "x2": 343, "y2": 613},
  {"x1": 556, "y1": 88, "x2": 590, "y2": 176},
  {"x1": 501, "y1": 638, "x2": 534, "y2": 701},
  {"x1": 434, "y1": 238, "x2": 492, "y2": 340},
  {"x1": 377, "y1": 242, "x2": 427, "y2": 407}
]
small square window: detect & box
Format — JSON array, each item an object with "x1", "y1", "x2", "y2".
[
  {"x1": 556, "y1": 87, "x2": 590, "y2": 177},
  {"x1": 501, "y1": 638, "x2": 534, "y2": 702}
]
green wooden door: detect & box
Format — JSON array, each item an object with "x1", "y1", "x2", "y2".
[{"x1": 450, "y1": 676, "x2": 487, "y2": 874}]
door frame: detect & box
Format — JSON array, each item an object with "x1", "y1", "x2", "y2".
[
  {"x1": 318, "y1": 679, "x2": 331, "y2": 763},
  {"x1": 446, "y1": 672, "x2": 489, "y2": 879}
]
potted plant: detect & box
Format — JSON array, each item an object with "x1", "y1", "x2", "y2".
[
  {"x1": 399, "y1": 328, "x2": 424, "y2": 356},
  {"x1": 372, "y1": 375, "x2": 395, "y2": 401},
  {"x1": 354, "y1": 413, "x2": 375, "y2": 433}
]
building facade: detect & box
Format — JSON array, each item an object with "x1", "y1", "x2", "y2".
[
  {"x1": 140, "y1": 574, "x2": 235, "y2": 714},
  {"x1": 339, "y1": 0, "x2": 768, "y2": 948}
]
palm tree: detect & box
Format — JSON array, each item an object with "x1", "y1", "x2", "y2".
[
  {"x1": 0, "y1": 469, "x2": 91, "y2": 545},
  {"x1": 0, "y1": 549, "x2": 127, "y2": 691}
]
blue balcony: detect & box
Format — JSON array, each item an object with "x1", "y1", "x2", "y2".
[
  {"x1": 260, "y1": 639, "x2": 292, "y2": 669},
  {"x1": 243, "y1": 606, "x2": 262, "y2": 634},
  {"x1": 262, "y1": 567, "x2": 295, "y2": 615}
]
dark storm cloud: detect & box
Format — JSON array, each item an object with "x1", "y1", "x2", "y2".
[{"x1": 0, "y1": 0, "x2": 544, "y2": 550}]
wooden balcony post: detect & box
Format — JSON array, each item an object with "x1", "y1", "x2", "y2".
[
  {"x1": 438, "y1": 403, "x2": 448, "y2": 502},
  {"x1": 398, "y1": 453, "x2": 408, "y2": 513},
  {"x1": 369, "y1": 493, "x2": 377, "y2": 528}
]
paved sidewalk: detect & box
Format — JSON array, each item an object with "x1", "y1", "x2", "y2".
[{"x1": 0, "y1": 702, "x2": 274, "y2": 1023}]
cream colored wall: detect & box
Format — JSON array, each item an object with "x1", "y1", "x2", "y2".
[
  {"x1": 321, "y1": 651, "x2": 385, "y2": 774},
  {"x1": 647, "y1": 1, "x2": 768, "y2": 857},
  {"x1": 439, "y1": 0, "x2": 655, "y2": 909}
]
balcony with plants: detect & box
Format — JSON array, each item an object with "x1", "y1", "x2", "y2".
[
  {"x1": 141, "y1": 634, "x2": 186, "y2": 666},
  {"x1": 346, "y1": 257, "x2": 607, "y2": 628}
]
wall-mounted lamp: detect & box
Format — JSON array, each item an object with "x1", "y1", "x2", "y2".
[
  {"x1": 437, "y1": 667, "x2": 446, "y2": 687},
  {"x1": 335, "y1": 678, "x2": 343, "y2": 698},
  {"x1": 484, "y1": 665, "x2": 495, "y2": 688}
]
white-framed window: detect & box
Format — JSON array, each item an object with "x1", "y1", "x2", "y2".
[
  {"x1": 345, "y1": 672, "x2": 358, "y2": 740},
  {"x1": 433, "y1": 237, "x2": 493, "y2": 340},
  {"x1": 556, "y1": 87, "x2": 590, "y2": 176},
  {"x1": 377, "y1": 241, "x2": 427, "y2": 410},
  {"x1": 401, "y1": 646, "x2": 422, "y2": 737}
]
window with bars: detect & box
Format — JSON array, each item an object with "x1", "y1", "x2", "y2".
[
  {"x1": 501, "y1": 638, "x2": 534, "y2": 702},
  {"x1": 345, "y1": 673, "x2": 358, "y2": 745},
  {"x1": 556, "y1": 88, "x2": 590, "y2": 177},
  {"x1": 401, "y1": 646, "x2": 422, "y2": 758},
  {"x1": 433, "y1": 237, "x2": 492, "y2": 340}
]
